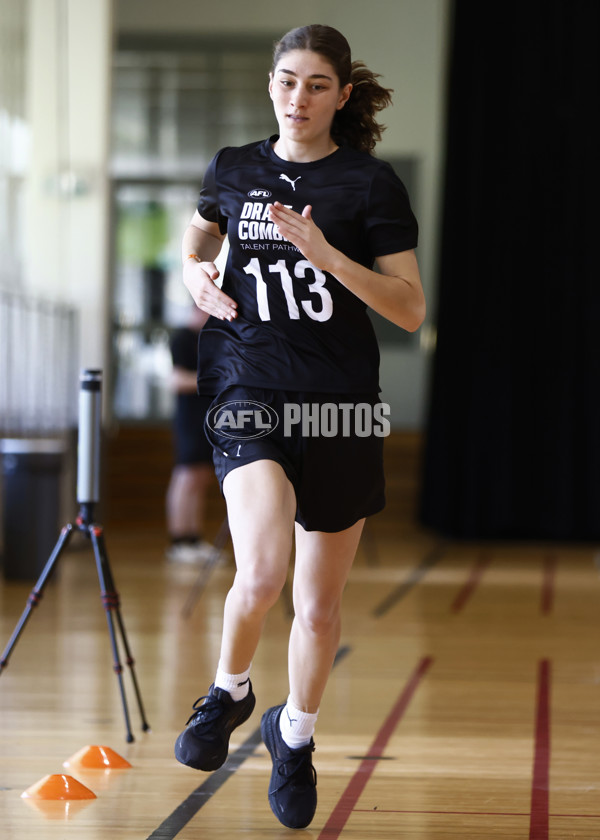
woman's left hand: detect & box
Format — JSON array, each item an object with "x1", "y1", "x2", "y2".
[{"x1": 268, "y1": 202, "x2": 334, "y2": 271}]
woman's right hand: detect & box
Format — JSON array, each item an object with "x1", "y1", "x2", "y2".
[{"x1": 183, "y1": 259, "x2": 238, "y2": 321}]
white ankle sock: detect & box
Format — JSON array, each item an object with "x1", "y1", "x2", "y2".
[
  {"x1": 279, "y1": 696, "x2": 318, "y2": 749},
  {"x1": 214, "y1": 663, "x2": 251, "y2": 702}
]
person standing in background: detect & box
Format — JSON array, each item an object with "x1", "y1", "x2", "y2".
[{"x1": 165, "y1": 305, "x2": 215, "y2": 563}]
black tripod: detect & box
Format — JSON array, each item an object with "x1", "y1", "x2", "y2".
[{"x1": 0, "y1": 370, "x2": 150, "y2": 743}]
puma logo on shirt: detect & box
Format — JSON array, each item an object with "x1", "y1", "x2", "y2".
[{"x1": 279, "y1": 174, "x2": 302, "y2": 191}]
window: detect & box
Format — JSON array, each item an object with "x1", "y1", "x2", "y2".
[{"x1": 110, "y1": 36, "x2": 276, "y2": 421}]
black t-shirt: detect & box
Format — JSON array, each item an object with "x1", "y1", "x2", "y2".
[
  {"x1": 170, "y1": 327, "x2": 212, "y2": 451},
  {"x1": 170, "y1": 327, "x2": 198, "y2": 373},
  {"x1": 196, "y1": 136, "x2": 418, "y2": 395}
]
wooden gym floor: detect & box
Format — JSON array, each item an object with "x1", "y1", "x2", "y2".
[{"x1": 1, "y1": 433, "x2": 600, "y2": 839}]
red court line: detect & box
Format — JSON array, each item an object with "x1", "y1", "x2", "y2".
[
  {"x1": 355, "y1": 809, "x2": 600, "y2": 820},
  {"x1": 450, "y1": 551, "x2": 491, "y2": 613},
  {"x1": 318, "y1": 656, "x2": 433, "y2": 840},
  {"x1": 355, "y1": 808, "x2": 530, "y2": 816},
  {"x1": 540, "y1": 554, "x2": 556, "y2": 614},
  {"x1": 530, "y1": 659, "x2": 551, "y2": 840}
]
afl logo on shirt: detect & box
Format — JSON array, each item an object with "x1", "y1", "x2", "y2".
[{"x1": 247, "y1": 188, "x2": 272, "y2": 199}]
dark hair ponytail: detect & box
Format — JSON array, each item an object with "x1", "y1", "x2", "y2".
[
  {"x1": 333, "y1": 61, "x2": 393, "y2": 154},
  {"x1": 272, "y1": 24, "x2": 393, "y2": 154}
]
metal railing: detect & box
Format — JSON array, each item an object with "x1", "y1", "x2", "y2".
[{"x1": 0, "y1": 291, "x2": 79, "y2": 436}]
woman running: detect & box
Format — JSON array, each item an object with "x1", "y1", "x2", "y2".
[{"x1": 174, "y1": 23, "x2": 425, "y2": 830}]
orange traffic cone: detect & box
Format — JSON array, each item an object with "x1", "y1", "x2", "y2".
[
  {"x1": 21, "y1": 774, "x2": 96, "y2": 801},
  {"x1": 63, "y1": 745, "x2": 132, "y2": 770}
]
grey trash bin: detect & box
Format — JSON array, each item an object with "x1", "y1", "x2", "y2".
[{"x1": 0, "y1": 438, "x2": 64, "y2": 581}]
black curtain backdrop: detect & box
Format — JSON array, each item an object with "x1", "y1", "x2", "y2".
[{"x1": 420, "y1": 2, "x2": 600, "y2": 539}]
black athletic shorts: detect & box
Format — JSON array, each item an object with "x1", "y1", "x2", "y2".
[
  {"x1": 204, "y1": 386, "x2": 387, "y2": 533},
  {"x1": 173, "y1": 392, "x2": 214, "y2": 465}
]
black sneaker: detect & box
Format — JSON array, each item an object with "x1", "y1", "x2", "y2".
[
  {"x1": 261, "y1": 704, "x2": 317, "y2": 829},
  {"x1": 175, "y1": 683, "x2": 255, "y2": 771}
]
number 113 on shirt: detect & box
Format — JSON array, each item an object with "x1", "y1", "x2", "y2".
[{"x1": 243, "y1": 257, "x2": 333, "y2": 322}]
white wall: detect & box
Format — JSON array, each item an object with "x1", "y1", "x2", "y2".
[{"x1": 24, "y1": 0, "x2": 113, "y2": 372}]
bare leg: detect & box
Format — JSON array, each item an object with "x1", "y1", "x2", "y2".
[
  {"x1": 166, "y1": 463, "x2": 212, "y2": 537},
  {"x1": 218, "y1": 460, "x2": 297, "y2": 674},
  {"x1": 288, "y1": 520, "x2": 365, "y2": 713}
]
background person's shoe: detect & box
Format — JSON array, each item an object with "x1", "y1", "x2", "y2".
[{"x1": 166, "y1": 542, "x2": 208, "y2": 564}]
